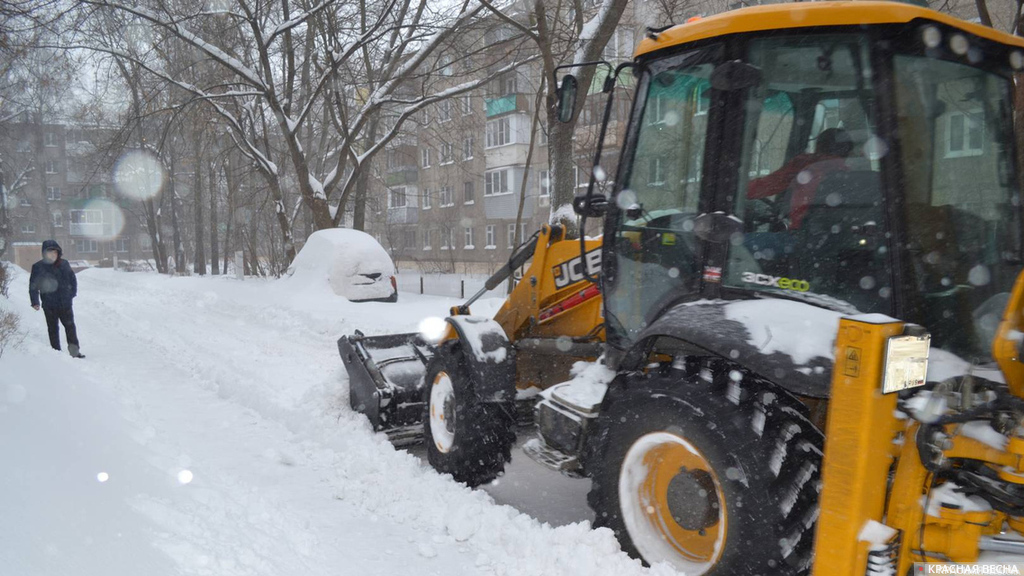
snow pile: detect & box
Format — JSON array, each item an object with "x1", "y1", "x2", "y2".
[
  {"x1": 858, "y1": 520, "x2": 897, "y2": 576},
  {"x1": 0, "y1": 268, "x2": 681, "y2": 576},
  {"x1": 544, "y1": 358, "x2": 616, "y2": 411},
  {"x1": 286, "y1": 228, "x2": 395, "y2": 301}
]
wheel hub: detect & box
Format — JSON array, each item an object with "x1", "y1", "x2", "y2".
[{"x1": 666, "y1": 468, "x2": 721, "y2": 531}]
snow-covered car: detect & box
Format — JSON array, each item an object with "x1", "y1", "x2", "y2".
[{"x1": 288, "y1": 228, "x2": 398, "y2": 302}]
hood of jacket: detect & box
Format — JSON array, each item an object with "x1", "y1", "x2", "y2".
[{"x1": 41, "y1": 239, "x2": 63, "y2": 258}]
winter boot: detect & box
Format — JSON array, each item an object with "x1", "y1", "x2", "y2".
[{"x1": 69, "y1": 344, "x2": 85, "y2": 359}]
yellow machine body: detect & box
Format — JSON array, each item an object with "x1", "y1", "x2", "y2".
[
  {"x1": 443, "y1": 224, "x2": 604, "y2": 391},
  {"x1": 811, "y1": 270, "x2": 1024, "y2": 574}
]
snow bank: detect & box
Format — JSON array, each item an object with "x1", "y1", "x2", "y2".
[
  {"x1": 0, "y1": 268, "x2": 682, "y2": 576},
  {"x1": 286, "y1": 228, "x2": 395, "y2": 301}
]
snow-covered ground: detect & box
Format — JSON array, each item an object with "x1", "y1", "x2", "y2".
[{"x1": 0, "y1": 267, "x2": 678, "y2": 576}]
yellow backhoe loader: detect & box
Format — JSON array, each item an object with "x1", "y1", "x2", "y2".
[
  {"x1": 518, "y1": 1, "x2": 1024, "y2": 574},
  {"x1": 344, "y1": 1, "x2": 1024, "y2": 573}
]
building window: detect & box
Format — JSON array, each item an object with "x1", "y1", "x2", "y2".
[
  {"x1": 52, "y1": 211, "x2": 62, "y2": 228},
  {"x1": 386, "y1": 149, "x2": 398, "y2": 170},
  {"x1": 20, "y1": 222, "x2": 36, "y2": 233},
  {"x1": 19, "y1": 195, "x2": 31, "y2": 206},
  {"x1": 44, "y1": 132, "x2": 57, "y2": 147},
  {"x1": 47, "y1": 186, "x2": 61, "y2": 201},
  {"x1": 539, "y1": 126, "x2": 549, "y2": 146},
  {"x1": 440, "y1": 143, "x2": 454, "y2": 164},
  {"x1": 388, "y1": 186, "x2": 407, "y2": 208},
  {"x1": 45, "y1": 160, "x2": 59, "y2": 174},
  {"x1": 649, "y1": 156, "x2": 665, "y2": 186},
  {"x1": 440, "y1": 186, "x2": 454, "y2": 207},
  {"x1": 539, "y1": 170, "x2": 550, "y2": 197},
  {"x1": 422, "y1": 188, "x2": 432, "y2": 209},
  {"x1": 423, "y1": 229, "x2": 432, "y2": 250},
  {"x1": 501, "y1": 73, "x2": 517, "y2": 95},
  {"x1": 485, "y1": 225, "x2": 496, "y2": 248},
  {"x1": 486, "y1": 118, "x2": 511, "y2": 148},
  {"x1": 75, "y1": 239, "x2": 98, "y2": 253},
  {"x1": 113, "y1": 237, "x2": 130, "y2": 252},
  {"x1": 507, "y1": 223, "x2": 517, "y2": 248},
  {"x1": 439, "y1": 55, "x2": 453, "y2": 76},
  {"x1": 695, "y1": 86, "x2": 710, "y2": 116},
  {"x1": 485, "y1": 168, "x2": 511, "y2": 196},
  {"x1": 404, "y1": 229, "x2": 416, "y2": 249},
  {"x1": 70, "y1": 209, "x2": 104, "y2": 236},
  {"x1": 89, "y1": 185, "x2": 105, "y2": 198},
  {"x1": 461, "y1": 95, "x2": 472, "y2": 115},
  {"x1": 464, "y1": 226, "x2": 474, "y2": 249},
  {"x1": 464, "y1": 181, "x2": 475, "y2": 204},
  {"x1": 440, "y1": 228, "x2": 454, "y2": 250},
  {"x1": 946, "y1": 110, "x2": 984, "y2": 158},
  {"x1": 421, "y1": 148, "x2": 431, "y2": 167},
  {"x1": 648, "y1": 94, "x2": 665, "y2": 125},
  {"x1": 463, "y1": 137, "x2": 474, "y2": 160},
  {"x1": 439, "y1": 99, "x2": 452, "y2": 122},
  {"x1": 140, "y1": 235, "x2": 152, "y2": 250}
]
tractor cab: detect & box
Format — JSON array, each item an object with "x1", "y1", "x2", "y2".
[{"x1": 587, "y1": 2, "x2": 1024, "y2": 394}]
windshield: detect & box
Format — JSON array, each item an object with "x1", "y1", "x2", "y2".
[
  {"x1": 726, "y1": 34, "x2": 890, "y2": 315},
  {"x1": 893, "y1": 51, "x2": 1022, "y2": 362},
  {"x1": 604, "y1": 51, "x2": 717, "y2": 344}
]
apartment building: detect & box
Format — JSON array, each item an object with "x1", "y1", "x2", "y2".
[
  {"x1": 1, "y1": 116, "x2": 155, "y2": 271},
  {"x1": 369, "y1": 17, "x2": 638, "y2": 274}
]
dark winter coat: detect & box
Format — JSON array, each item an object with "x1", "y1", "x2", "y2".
[{"x1": 29, "y1": 240, "x2": 78, "y2": 311}]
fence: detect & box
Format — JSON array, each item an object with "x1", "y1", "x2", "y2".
[{"x1": 394, "y1": 273, "x2": 511, "y2": 300}]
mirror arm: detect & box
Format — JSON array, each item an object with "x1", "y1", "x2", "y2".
[{"x1": 575, "y1": 62, "x2": 637, "y2": 284}]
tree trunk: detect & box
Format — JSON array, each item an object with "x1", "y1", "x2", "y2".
[
  {"x1": 210, "y1": 163, "x2": 219, "y2": 275},
  {"x1": 145, "y1": 198, "x2": 168, "y2": 274},
  {"x1": 547, "y1": 106, "x2": 578, "y2": 235},
  {"x1": 193, "y1": 142, "x2": 206, "y2": 275},
  {"x1": 169, "y1": 152, "x2": 185, "y2": 275}
]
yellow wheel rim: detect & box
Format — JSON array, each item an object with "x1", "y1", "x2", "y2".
[{"x1": 619, "y1": 431, "x2": 728, "y2": 574}]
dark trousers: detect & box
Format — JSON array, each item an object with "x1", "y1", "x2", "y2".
[{"x1": 43, "y1": 307, "x2": 79, "y2": 351}]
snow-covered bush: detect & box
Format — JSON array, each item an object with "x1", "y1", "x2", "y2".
[{"x1": 0, "y1": 308, "x2": 22, "y2": 359}]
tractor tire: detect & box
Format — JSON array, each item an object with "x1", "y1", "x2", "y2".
[
  {"x1": 587, "y1": 362, "x2": 823, "y2": 575},
  {"x1": 423, "y1": 341, "x2": 516, "y2": 488}
]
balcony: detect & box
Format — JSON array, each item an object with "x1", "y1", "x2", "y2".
[
  {"x1": 485, "y1": 94, "x2": 530, "y2": 118},
  {"x1": 385, "y1": 168, "x2": 419, "y2": 186},
  {"x1": 70, "y1": 222, "x2": 109, "y2": 237}
]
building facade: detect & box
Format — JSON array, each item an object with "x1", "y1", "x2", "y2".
[{"x1": 1, "y1": 116, "x2": 155, "y2": 271}]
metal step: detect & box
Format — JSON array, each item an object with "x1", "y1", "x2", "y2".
[{"x1": 522, "y1": 437, "x2": 583, "y2": 478}]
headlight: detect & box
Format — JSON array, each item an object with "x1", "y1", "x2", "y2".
[{"x1": 882, "y1": 332, "x2": 931, "y2": 394}]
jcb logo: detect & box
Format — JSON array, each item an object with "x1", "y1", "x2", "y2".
[
  {"x1": 740, "y1": 272, "x2": 810, "y2": 292},
  {"x1": 554, "y1": 249, "x2": 602, "y2": 289}
]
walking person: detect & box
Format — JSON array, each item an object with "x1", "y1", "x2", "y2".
[{"x1": 28, "y1": 240, "x2": 85, "y2": 358}]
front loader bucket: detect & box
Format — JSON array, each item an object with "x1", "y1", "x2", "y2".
[{"x1": 338, "y1": 330, "x2": 435, "y2": 444}]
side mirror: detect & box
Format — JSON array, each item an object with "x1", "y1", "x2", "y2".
[
  {"x1": 556, "y1": 74, "x2": 578, "y2": 123},
  {"x1": 573, "y1": 192, "x2": 608, "y2": 217}
]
